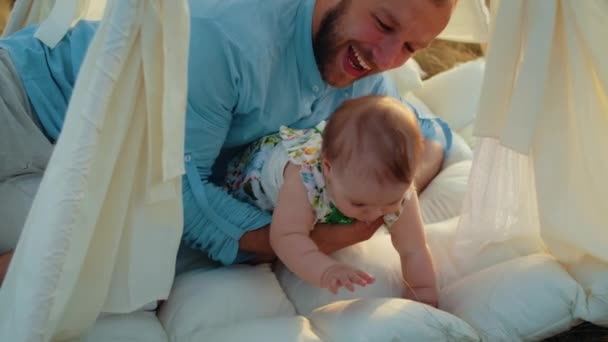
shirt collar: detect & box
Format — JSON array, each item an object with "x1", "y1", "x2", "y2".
[{"x1": 295, "y1": 0, "x2": 327, "y2": 94}]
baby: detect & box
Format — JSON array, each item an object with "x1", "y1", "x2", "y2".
[{"x1": 225, "y1": 95, "x2": 438, "y2": 307}]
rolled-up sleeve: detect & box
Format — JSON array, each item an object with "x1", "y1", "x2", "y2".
[{"x1": 181, "y1": 18, "x2": 271, "y2": 265}]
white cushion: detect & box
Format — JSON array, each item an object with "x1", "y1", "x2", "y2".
[
  {"x1": 419, "y1": 160, "x2": 471, "y2": 224},
  {"x1": 413, "y1": 59, "x2": 486, "y2": 146},
  {"x1": 309, "y1": 298, "x2": 480, "y2": 341},
  {"x1": 83, "y1": 312, "x2": 167, "y2": 342},
  {"x1": 276, "y1": 218, "x2": 495, "y2": 312},
  {"x1": 158, "y1": 264, "x2": 296, "y2": 340},
  {"x1": 423, "y1": 218, "x2": 462, "y2": 290},
  {"x1": 440, "y1": 253, "x2": 586, "y2": 341},
  {"x1": 276, "y1": 233, "x2": 403, "y2": 316},
  {"x1": 567, "y1": 256, "x2": 608, "y2": 326},
  {"x1": 404, "y1": 92, "x2": 474, "y2": 167},
  {"x1": 199, "y1": 317, "x2": 322, "y2": 342},
  {"x1": 387, "y1": 59, "x2": 424, "y2": 94},
  {"x1": 443, "y1": 132, "x2": 474, "y2": 168}
]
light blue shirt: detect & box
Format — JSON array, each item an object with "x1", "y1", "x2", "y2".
[
  {"x1": 0, "y1": 21, "x2": 97, "y2": 141},
  {"x1": 0, "y1": 0, "x2": 449, "y2": 265}
]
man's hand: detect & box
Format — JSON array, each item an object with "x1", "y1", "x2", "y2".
[
  {"x1": 312, "y1": 217, "x2": 385, "y2": 255},
  {"x1": 239, "y1": 218, "x2": 384, "y2": 259}
]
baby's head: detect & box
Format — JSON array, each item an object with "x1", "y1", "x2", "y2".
[{"x1": 322, "y1": 95, "x2": 424, "y2": 223}]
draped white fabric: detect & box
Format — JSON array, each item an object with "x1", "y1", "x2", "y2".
[
  {"x1": 2, "y1": 0, "x2": 55, "y2": 36},
  {"x1": 463, "y1": 0, "x2": 608, "y2": 265},
  {"x1": 1, "y1": 0, "x2": 107, "y2": 38},
  {"x1": 0, "y1": 0, "x2": 189, "y2": 340}
]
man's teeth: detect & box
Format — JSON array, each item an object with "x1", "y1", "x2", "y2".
[{"x1": 352, "y1": 46, "x2": 371, "y2": 70}]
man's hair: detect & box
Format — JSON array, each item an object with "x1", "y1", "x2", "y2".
[{"x1": 322, "y1": 95, "x2": 424, "y2": 185}]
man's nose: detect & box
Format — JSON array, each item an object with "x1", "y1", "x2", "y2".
[{"x1": 372, "y1": 38, "x2": 410, "y2": 71}]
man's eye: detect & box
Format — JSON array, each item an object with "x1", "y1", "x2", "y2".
[
  {"x1": 375, "y1": 17, "x2": 393, "y2": 32},
  {"x1": 352, "y1": 202, "x2": 366, "y2": 208}
]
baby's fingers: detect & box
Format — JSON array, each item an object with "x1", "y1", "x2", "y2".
[
  {"x1": 329, "y1": 278, "x2": 340, "y2": 294},
  {"x1": 339, "y1": 274, "x2": 355, "y2": 292},
  {"x1": 356, "y1": 270, "x2": 375, "y2": 285},
  {"x1": 348, "y1": 272, "x2": 367, "y2": 287}
]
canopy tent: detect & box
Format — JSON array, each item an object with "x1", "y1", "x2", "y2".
[{"x1": 0, "y1": 0, "x2": 606, "y2": 341}]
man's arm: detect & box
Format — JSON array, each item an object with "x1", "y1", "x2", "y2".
[
  {"x1": 240, "y1": 217, "x2": 384, "y2": 258},
  {"x1": 181, "y1": 18, "x2": 273, "y2": 265}
]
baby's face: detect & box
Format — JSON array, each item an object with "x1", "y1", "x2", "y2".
[{"x1": 325, "y1": 164, "x2": 410, "y2": 223}]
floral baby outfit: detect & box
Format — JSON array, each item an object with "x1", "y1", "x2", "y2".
[{"x1": 225, "y1": 122, "x2": 406, "y2": 227}]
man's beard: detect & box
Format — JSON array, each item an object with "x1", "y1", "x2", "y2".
[{"x1": 313, "y1": 0, "x2": 351, "y2": 85}]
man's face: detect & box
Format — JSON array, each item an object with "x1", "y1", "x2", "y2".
[{"x1": 313, "y1": 0, "x2": 454, "y2": 88}]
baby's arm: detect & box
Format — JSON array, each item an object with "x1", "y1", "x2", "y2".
[
  {"x1": 390, "y1": 193, "x2": 438, "y2": 307},
  {"x1": 271, "y1": 163, "x2": 374, "y2": 293}
]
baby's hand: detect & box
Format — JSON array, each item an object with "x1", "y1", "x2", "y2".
[{"x1": 320, "y1": 263, "x2": 375, "y2": 294}]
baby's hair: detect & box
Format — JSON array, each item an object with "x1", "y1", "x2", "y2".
[{"x1": 322, "y1": 95, "x2": 424, "y2": 186}]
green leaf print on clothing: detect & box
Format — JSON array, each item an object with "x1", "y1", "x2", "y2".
[{"x1": 323, "y1": 202, "x2": 355, "y2": 225}]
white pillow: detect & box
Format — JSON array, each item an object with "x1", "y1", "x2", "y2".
[
  {"x1": 198, "y1": 317, "x2": 322, "y2": 342},
  {"x1": 443, "y1": 131, "x2": 474, "y2": 168},
  {"x1": 276, "y1": 218, "x2": 475, "y2": 316},
  {"x1": 423, "y1": 217, "x2": 462, "y2": 290},
  {"x1": 309, "y1": 298, "x2": 480, "y2": 341},
  {"x1": 440, "y1": 253, "x2": 587, "y2": 341},
  {"x1": 158, "y1": 264, "x2": 296, "y2": 340},
  {"x1": 387, "y1": 59, "x2": 425, "y2": 94},
  {"x1": 275, "y1": 233, "x2": 403, "y2": 316},
  {"x1": 413, "y1": 59, "x2": 485, "y2": 138},
  {"x1": 83, "y1": 312, "x2": 167, "y2": 342},
  {"x1": 567, "y1": 256, "x2": 608, "y2": 326},
  {"x1": 419, "y1": 160, "x2": 471, "y2": 224}
]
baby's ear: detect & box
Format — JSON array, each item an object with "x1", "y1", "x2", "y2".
[{"x1": 322, "y1": 158, "x2": 332, "y2": 176}]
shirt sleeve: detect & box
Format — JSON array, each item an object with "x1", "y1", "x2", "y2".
[{"x1": 181, "y1": 18, "x2": 271, "y2": 265}]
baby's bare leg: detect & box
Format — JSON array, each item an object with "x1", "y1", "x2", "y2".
[{"x1": 0, "y1": 250, "x2": 13, "y2": 285}]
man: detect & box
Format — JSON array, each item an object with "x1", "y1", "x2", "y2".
[{"x1": 0, "y1": 0, "x2": 455, "y2": 281}]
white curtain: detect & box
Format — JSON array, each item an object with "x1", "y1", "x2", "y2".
[
  {"x1": 0, "y1": 0, "x2": 189, "y2": 340},
  {"x1": 452, "y1": 0, "x2": 608, "y2": 317},
  {"x1": 1, "y1": 0, "x2": 107, "y2": 38},
  {"x1": 2, "y1": 0, "x2": 55, "y2": 36}
]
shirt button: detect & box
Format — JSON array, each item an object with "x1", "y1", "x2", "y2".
[{"x1": 312, "y1": 85, "x2": 319, "y2": 92}]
